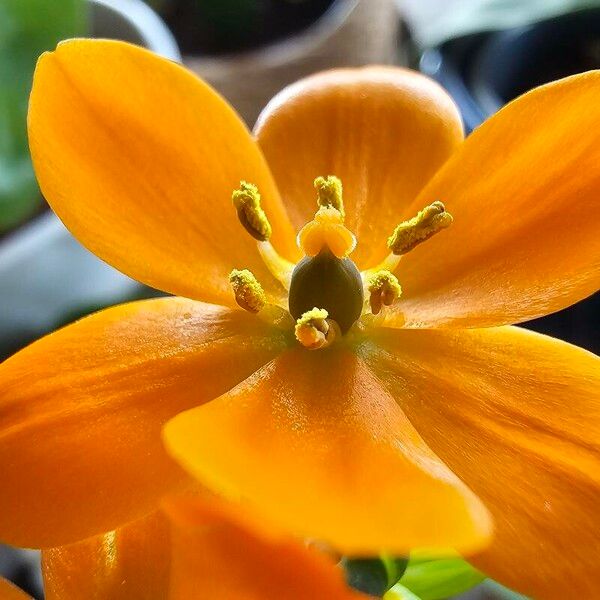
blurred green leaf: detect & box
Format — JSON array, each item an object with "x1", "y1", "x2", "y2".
[
  {"x1": 399, "y1": 555, "x2": 485, "y2": 600},
  {"x1": 385, "y1": 583, "x2": 423, "y2": 600},
  {"x1": 0, "y1": 0, "x2": 87, "y2": 232}
]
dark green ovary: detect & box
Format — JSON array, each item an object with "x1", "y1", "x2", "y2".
[{"x1": 288, "y1": 249, "x2": 364, "y2": 334}]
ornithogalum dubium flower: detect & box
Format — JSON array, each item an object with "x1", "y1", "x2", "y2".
[{"x1": 0, "y1": 38, "x2": 598, "y2": 600}]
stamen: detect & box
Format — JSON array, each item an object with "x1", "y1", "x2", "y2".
[
  {"x1": 232, "y1": 181, "x2": 272, "y2": 242},
  {"x1": 257, "y1": 241, "x2": 295, "y2": 290},
  {"x1": 361, "y1": 253, "x2": 402, "y2": 285},
  {"x1": 314, "y1": 175, "x2": 344, "y2": 219},
  {"x1": 294, "y1": 307, "x2": 338, "y2": 350},
  {"x1": 297, "y1": 206, "x2": 356, "y2": 259},
  {"x1": 229, "y1": 269, "x2": 266, "y2": 313},
  {"x1": 387, "y1": 201, "x2": 453, "y2": 255},
  {"x1": 367, "y1": 270, "x2": 402, "y2": 315}
]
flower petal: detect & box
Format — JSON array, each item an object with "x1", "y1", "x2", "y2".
[
  {"x1": 391, "y1": 71, "x2": 600, "y2": 328},
  {"x1": 0, "y1": 579, "x2": 31, "y2": 600},
  {"x1": 165, "y1": 496, "x2": 367, "y2": 600},
  {"x1": 43, "y1": 510, "x2": 170, "y2": 600},
  {"x1": 0, "y1": 297, "x2": 287, "y2": 547},
  {"x1": 254, "y1": 67, "x2": 463, "y2": 269},
  {"x1": 362, "y1": 325, "x2": 600, "y2": 598},
  {"x1": 164, "y1": 348, "x2": 492, "y2": 555},
  {"x1": 29, "y1": 39, "x2": 298, "y2": 305}
]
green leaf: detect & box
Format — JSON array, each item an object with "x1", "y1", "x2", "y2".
[
  {"x1": 383, "y1": 556, "x2": 410, "y2": 587},
  {"x1": 0, "y1": 0, "x2": 87, "y2": 232},
  {"x1": 399, "y1": 555, "x2": 485, "y2": 600},
  {"x1": 384, "y1": 583, "x2": 423, "y2": 600}
]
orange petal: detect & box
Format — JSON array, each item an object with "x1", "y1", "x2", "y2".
[
  {"x1": 391, "y1": 71, "x2": 600, "y2": 328},
  {"x1": 165, "y1": 496, "x2": 367, "y2": 600},
  {"x1": 164, "y1": 348, "x2": 491, "y2": 555},
  {"x1": 364, "y1": 325, "x2": 600, "y2": 599},
  {"x1": 0, "y1": 579, "x2": 31, "y2": 600},
  {"x1": 43, "y1": 510, "x2": 170, "y2": 600},
  {"x1": 0, "y1": 297, "x2": 287, "y2": 547},
  {"x1": 254, "y1": 67, "x2": 463, "y2": 269},
  {"x1": 29, "y1": 39, "x2": 298, "y2": 306}
]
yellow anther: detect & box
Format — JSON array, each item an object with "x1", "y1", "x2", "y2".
[
  {"x1": 314, "y1": 175, "x2": 344, "y2": 219},
  {"x1": 229, "y1": 269, "x2": 266, "y2": 313},
  {"x1": 294, "y1": 307, "x2": 337, "y2": 350},
  {"x1": 232, "y1": 181, "x2": 272, "y2": 242},
  {"x1": 367, "y1": 270, "x2": 402, "y2": 315},
  {"x1": 387, "y1": 201, "x2": 453, "y2": 255},
  {"x1": 297, "y1": 205, "x2": 356, "y2": 259}
]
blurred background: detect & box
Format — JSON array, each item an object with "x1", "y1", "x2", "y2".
[{"x1": 0, "y1": 0, "x2": 598, "y2": 598}]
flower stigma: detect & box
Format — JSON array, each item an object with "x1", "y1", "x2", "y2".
[
  {"x1": 314, "y1": 175, "x2": 345, "y2": 219},
  {"x1": 231, "y1": 177, "x2": 453, "y2": 350}
]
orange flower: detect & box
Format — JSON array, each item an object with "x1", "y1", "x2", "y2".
[
  {"x1": 0, "y1": 38, "x2": 598, "y2": 599},
  {"x1": 4, "y1": 495, "x2": 366, "y2": 599}
]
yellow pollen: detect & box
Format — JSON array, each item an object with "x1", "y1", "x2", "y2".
[
  {"x1": 229, "y1": 269, "x2": 266, "y2": 313},
  {"x1": 294, "y1": 307, "x2": 337, "y2": 350},
  {"x1": 388, "y1": 200, "x2": 453, "y2": 255},
  {"x1": 367, "y1": 270, "x2": 402, "y2": 315},
  {"x1": 314, "y1": 175, "x2": 344, "y2": 219},
  {"x1": 232, "y1": 181, "x2": 272, "y2": 242},
  {"x1": 297, "y1": 205, "x2": 356, "y2": 259}
]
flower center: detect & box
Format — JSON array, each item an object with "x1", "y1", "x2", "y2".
[
  {"x1": 228, "y1": 175, "x2": 453, "y2": 350},
  {"x1": 288, "y1": 179, "x2": 363, "y2": 336}
]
